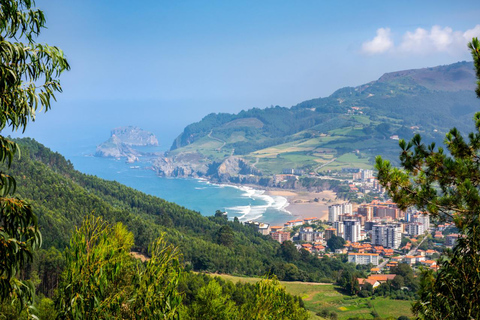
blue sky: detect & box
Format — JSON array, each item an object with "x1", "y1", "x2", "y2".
[{"x1": 14, "y1": 0, "x2": 480, "y2": 152}]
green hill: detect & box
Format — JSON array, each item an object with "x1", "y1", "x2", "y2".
[
  {"x1": 3, "y1": 138, "x2": 356, "y2": 283},
  {"x1": 168, "y1": 61, "x2": 477, "y2": 176}
]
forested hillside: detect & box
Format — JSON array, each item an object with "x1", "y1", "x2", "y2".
[
  {"x1": 167, "y1": 61, "x2": 478, "y2": 176},
  {"x1": 4, "y1": 138, "x2": 357, "y2": 283}
]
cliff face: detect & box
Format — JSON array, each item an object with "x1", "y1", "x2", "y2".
[
  {"x1": 110, "y1": 126, "x2": 158, "y2": 146},
  {"x1": 151, "y1": 153, "x2": 266, "y2": 184},
  {"x1": 152, "y1": 152, "x2": 209, "y2": 178}
]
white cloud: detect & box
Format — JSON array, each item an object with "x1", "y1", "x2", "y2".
[
  {"x1": 361, "y1": 28, "x2": 394, "y2": 54},
  {"x1": 464, "y1": 25, "x2": 480, "y2": 43},
  {"x1": 362, "y1": 25, "x2": 480, "y2": 55}
]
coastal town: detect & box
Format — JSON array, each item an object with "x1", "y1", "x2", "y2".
[{"x1": 248, "y1": 168, "x2": 459, "y2": 276}]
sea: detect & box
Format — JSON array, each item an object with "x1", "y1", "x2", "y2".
[{"x1": 56, "y1": 140, "x2": 294, "y2": 226}]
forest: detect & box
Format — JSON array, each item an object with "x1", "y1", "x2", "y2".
[{"x1": 1, "y1": 138, "x2": 361, "y2": 318}]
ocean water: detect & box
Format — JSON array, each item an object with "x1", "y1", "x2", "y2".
[{"x1": 60, "y1": 141, "x2": 293, "y2": 226}]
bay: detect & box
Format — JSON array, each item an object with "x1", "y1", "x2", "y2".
[{"x1": 60, "y1": 140, "x2": 293, "y2": 226}]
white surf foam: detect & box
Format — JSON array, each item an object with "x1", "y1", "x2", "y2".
[{"x1": 223, "y1": 184, "x2": 292, "y2": 222}]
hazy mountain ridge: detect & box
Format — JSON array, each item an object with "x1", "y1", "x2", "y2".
[{"x1": 157, "y1": 61, "x2": 478, "y2": 184}]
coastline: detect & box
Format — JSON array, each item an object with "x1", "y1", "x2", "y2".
[
  {"x1": 209, "y1": 180, "x2": 335, "y2": 225},
  {"x1": 264, "y1": 189, "x2": 334, "y2": 223}
]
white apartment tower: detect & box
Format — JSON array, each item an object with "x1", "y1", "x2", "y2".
[
  {"x1": 372, "y1": 224, "x2": 402, "y2": 249},
  {"x1": 328, "y1": 202, "x2": 353, "y2": 223}
]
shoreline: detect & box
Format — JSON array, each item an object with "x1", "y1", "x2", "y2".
[
  {"x1": 204, "y1": 179, "x2": 335, "y2": 225},
  {"x1": 264, "y1": 189, "x2": 335, "y2": 223}
]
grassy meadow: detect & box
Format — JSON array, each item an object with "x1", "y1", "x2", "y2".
[{"x1": 213, "y1": 274, "x2": 413, "y2": 320}]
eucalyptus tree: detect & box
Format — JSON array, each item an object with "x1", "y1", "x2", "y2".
[
  {"x1": 56, "y1": 216, "x2": 183, "y2": 319},
  {"x1": 0, "y1": 0, "x2": 69, "y2": 306}
]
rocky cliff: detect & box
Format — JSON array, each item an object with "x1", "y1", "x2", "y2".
[
  {"x1": 152, "y1": 153, "x2": 266, "y2": 184},
  {"x1": 95, "y1": 126, "x2": 158, "y2": 162}
]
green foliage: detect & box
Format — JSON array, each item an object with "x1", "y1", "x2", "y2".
[
  {"x1": 337, "y1": 269, "x2": 360, "y2": 296},
  {"x1": 55, "y1": 215, "x2": 183, "y2": 319},
  {"x1": 327, "y1": 235, "x2": 345, "y2": 252},
  {"x1": 186, "y1": 279, "x2": 236, "y2": 319},
  {"x1": 240, "y1": 277, "x2": 309, "y2": 320},
  {"x1": 278, "y1": 240, "x2": 299, "y2": 262},
  {"x1": 375, "y1": 38, "x2": 480, "y2": 319},
  {"x1": 127, "y1": 237, "x2": 183, "y2": 319},
  {"x1": 179, "y1": 273, "x2": 309, "y2": 319},
  {"x1": 468, "y1": 37, "x2": 480, "y2": 98},
  {"x1": 0, "y1": 0, "x2": 68, "y2": 308},
  {"x1": 216, "y1": 225, "x2": 234, "y2": 246}
]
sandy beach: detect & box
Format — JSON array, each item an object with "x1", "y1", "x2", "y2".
[{"x1": 264, "y1": 189, "x2": 337, "y2": 222}]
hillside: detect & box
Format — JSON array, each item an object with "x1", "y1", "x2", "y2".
[
  {"x1": 2, "y1": 138, "x2": 356, "y2": 282},
  {"x1": 163, "y1": 61, "x2": 478, "y2": 182}
]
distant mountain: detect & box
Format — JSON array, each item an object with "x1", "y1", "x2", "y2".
[{"x1": 161, "y1": 61, "x2": 478, "y2": 184}]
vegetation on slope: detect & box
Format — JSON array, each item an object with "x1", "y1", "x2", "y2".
[
  {"x1": 3, "y1": 138, "x2": 359, "y2": 285},
  {"x1": 169, "y1": 62, "x2": 478, "y2": 174}
]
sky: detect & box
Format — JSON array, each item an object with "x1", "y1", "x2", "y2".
[{"x1": 11, "y1": 0, "x2": 480, "y2": 153}]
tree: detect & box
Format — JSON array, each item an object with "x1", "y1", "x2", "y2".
[
  {"x1": 278, "y1": 240, "x2": 299, "y2": 262},
  {"x1": 216, "y1": 225, "x2": 234, "y2": 246},
  {"x1": 0, "y1": 0, "x2": 69, "y2": 307},
  {"x1": 375, "y1": 38, "x2": 480, "y2": 319},
  {"x1": 56, "y1": 215, "x2": 183, "y2": 319},
  {"x1": 469, "y1": 37, "x2": 480, "y2": 97},
  {"x1": 240, "y1": 277, "x2": 309, "y2": 320},
  {"x1": 188, "y1": 279, "x2": 235, "y2": 320},
  {"x1": 327, "y1": 235, "x2": 345, "y2": 252}
]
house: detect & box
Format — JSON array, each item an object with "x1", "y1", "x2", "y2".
[
  {"x1": 370, "y1": 267, "x2": 380, "y2": 274},
  {"x1": 414, "y1": 255, "x2": 426, "y2": 263},
  {"x1": 313, "y1": 245, "x2": 326, "y2": 253},
  {"x1": 284, "y1": 219, "x2": 304, "y2": 228},
  {"x1": 421, "y1": 260, "x2": 437, "y2": 267},
  {"x1": 301, "y1": 243, "x2": 313, "y2": 252},
  {"x1": 270, "y1": 226, "x2": 283, "y2": 233},
  {"x1": 368, "y1": 274, "x2": 397, "y2": 283},
  {"x1": 425, "y1": 249, "x2": 438, "y2": 257},
  {"x1": 385, "y1": 261, "x2": 398, "y2": 269},
  {"x1": 404, "y1": 255, "x2": 416, "y2": 265},
  {"x1": 271, "y1": 231, "x2": 291, "y2": 243},
  {"x1": 358, "y1": 278, "x2": 380, "y2": 289},
  {"x1": 446, "y1": 234, "x2": 460, "y2": 247},
  {"x1": 303, "y1": 217, "x2": 319, "y2": 224},
  {"x1": 257, "y1": 223, "x2": 271, "y2": 235}
]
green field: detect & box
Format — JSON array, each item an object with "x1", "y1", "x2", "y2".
[
  {"x1": 172, "y1": 116, "x2": 397, "y2": 174},
  {"x1": 320, "y1": 152, "x2": 373, "y2": 172},
  {"x1": 214, "y1": 274, "x2": 413, "y2": 320}
]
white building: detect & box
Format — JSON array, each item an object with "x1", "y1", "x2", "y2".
[
  {"x1": 328, "y1": 202, "x2": 353, "y2": 223},
  {"x1": 372, "y1": 224, "x2": 402, "y2": 249},
  {"x1": 348, "y1": 253, "x2": 379, "y2": 265},
  {"x1": 343, "y1": 220, "x2": 361, "y2": 242},
  {"x1": 413, "y1": 213, "x2": 430, "y2": 230},
  {"x1": 406, "y1": 222, "x2": 425, "y2": 236},
  {"x1": 361, "y1": 169, "x2": 374, "y2": 182}
]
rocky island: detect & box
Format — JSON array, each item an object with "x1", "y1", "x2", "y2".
[{"x1": 95, "y1": 126, "x2": 159, "y2": 163}]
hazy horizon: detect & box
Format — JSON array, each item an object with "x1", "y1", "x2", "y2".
[{"x1": 10, "y1": 1, "x2": 480, "y2": 157}]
